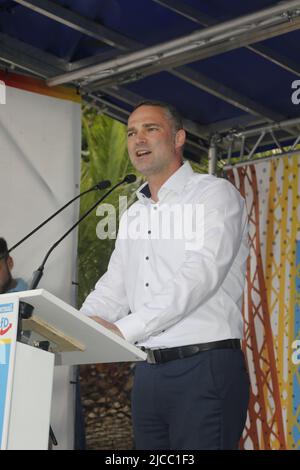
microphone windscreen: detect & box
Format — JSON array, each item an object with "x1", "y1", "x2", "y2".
[{"x1": 124, "y1": 174, "x2": 137, "y2": 184}]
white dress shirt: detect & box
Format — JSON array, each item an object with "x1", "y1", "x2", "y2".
[{"x1": 80, "y1": 160, "x2": 249, "y2": 349}]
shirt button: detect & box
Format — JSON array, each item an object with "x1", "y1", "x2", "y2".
[
  {"x1": 145, "y1": 256, "x2": 149, "y2": 260},
  {"x1": 145, "y1": 283, "x2": 149, "y2": 287},
  {"x1": 148, "y1": 230, "x2": 151, "y2": 234},
  {"x1": 153, "y1": 206, "x2": 157, "y2": 210}
]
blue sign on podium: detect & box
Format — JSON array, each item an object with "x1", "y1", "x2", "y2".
[{"x1": 0, "y1": 297, "x2": 18, "y2": 450}]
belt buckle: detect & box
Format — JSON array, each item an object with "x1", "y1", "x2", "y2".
[
  {"x1": 146, "y1": 349, "x2": 155, "y2": 364},
  {"x1": 147, "y1": 349, "x2": 160, "y2": 364}
]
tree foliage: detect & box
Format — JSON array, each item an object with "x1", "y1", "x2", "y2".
[{"x1": 78, "y1": 107, "x2": 143, "y2": 307}]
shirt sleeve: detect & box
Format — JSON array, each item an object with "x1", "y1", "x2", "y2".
[
  {"x1": 115, "y1": 179, "x2": 248, "y2": 344},
  {"x1": 80, "y1": 233, "x2": 130, "y2": 322}
]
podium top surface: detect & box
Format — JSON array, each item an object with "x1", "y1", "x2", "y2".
[{"x1": 1, "y1": 289, "x2": 147, "y2": 366}]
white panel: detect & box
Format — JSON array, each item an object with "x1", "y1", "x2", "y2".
[
  {"x1": 7, "y1": 342, "x2": 54, "y2": 450},
  {"x1": 0, "y1": 85, "x2": 81, "y2": 304},
  {"x1": 0, "y1": 82, "x2": 81, "y2": 449}
]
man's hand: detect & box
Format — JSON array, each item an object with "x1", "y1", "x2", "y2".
[{"x1": 90, "y1": 316, "x2": 125, "y2": 339}]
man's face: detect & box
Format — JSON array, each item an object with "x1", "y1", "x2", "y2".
[
  {"x1": 127, "y1": 105, "x2": 185, "y2": 177},
  {"x1": 0, "y1": 256, "x2": 13, "y2": 294}
]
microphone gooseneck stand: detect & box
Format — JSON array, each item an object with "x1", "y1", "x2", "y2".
[
  {"x1": 8, "y1": 179, "x2": 111, "y2": 256},
  {"x1": 29, "y1": 174, "x2": 136, "y2": 289},
  {"x1": 19, "y1": 174, "x2": 136, "y2": 447},
  {"x1": 16, "y1": 178, "x2": 112, "y2": 339}
]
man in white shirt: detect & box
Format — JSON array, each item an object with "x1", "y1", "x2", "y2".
[{"x1": 81, "y1": 101, "x2": 250, "y2": 450}]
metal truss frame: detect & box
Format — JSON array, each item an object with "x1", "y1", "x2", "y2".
[
  {"x1": 47, "y1": 0, "x2": 300, "y2": 88},
  {"x1": 1, "y1": 0, "x2": 300, "y2": 171},
  {"x1": 152, "y1": 0, "x2": 300, "y2": 77},
  {"x1": 220, "y1": 116, "x2": 300, "y2": 173}
]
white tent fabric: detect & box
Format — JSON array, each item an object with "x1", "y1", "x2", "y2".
[{"x1": 0, "y1": 80, "x2": 81, "y2": 449}]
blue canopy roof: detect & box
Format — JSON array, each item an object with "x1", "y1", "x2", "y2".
[{"x1": 0, "y1": 0, "x2": 299, "y2": 161}]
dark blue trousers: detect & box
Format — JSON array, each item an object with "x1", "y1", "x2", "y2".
[{"x1": 131, "y1": 348, "x2": 250, "y2": 450}]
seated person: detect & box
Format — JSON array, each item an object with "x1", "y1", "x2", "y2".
[{"x1": 0, "y1": 237, "x2": 28, "y2": 294}]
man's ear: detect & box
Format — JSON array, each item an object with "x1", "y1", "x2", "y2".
[
  {"x1": 175, "y1": 129, "x2": 186, "y2": 150},
  {"x1": 7, "y1": 256, "x2": 14, "y2": 272}
]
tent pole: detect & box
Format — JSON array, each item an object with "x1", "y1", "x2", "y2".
[{"x1": 208, "y1": 136, "x2": 218, "y2": 175}]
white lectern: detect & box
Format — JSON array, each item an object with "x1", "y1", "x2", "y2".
[{"x1": 0, "y1": 289, "x2": 146, "y2": 450}]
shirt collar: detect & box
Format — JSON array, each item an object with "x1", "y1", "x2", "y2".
[{"x1": 136, "y1": 160, "x2": 195, "y2": 203}]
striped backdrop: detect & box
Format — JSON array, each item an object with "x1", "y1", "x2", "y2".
[{"x1": 225, "y1": 154, "x2": 300, "y2": 450}]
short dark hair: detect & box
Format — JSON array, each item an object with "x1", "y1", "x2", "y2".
[
  {"x1": 131, "y1": 100, "x2": 183, "y2": 133},
  {"x1": 0, "y1": 237, "x2": 9, "y2": 261}
]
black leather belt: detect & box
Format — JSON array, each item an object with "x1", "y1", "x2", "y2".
[{"x1": 141, "y1": 339, "x2": 241, "y2": 364}]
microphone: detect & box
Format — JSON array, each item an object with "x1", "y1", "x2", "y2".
[
  {"x1": 29, "y1": 174, "x2": 137, "y2": 290},
  {"x1": 123, "y1": 174, "x2": 136, "y2": 184},
  {"x1": 8, "y1": 179, "x2": 111, "y2": 255}
]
